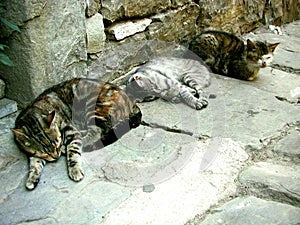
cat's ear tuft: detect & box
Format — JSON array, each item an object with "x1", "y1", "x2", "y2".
[
  {"x1": 270, "y1": 43, "x2": 280, "y2": 52},
  {"x1": 48, "y1": 111, "x2": 55, "y2": 121},
  {"x1": 246, "y1": 39, "x2": 256, "y2": 49},
  {"x1": 45, "y1": 111, "x2": 56, "y2": 127},
  {"x1": 134, "y1": 75, "x2": 141, "y2": 80}
]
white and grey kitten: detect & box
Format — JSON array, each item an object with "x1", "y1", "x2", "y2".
[{"x1": 126, "y1": 57, "x2": 211, "y2": 110}]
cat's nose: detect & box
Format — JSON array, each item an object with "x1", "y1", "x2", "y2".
[{"x1": 262, "y1": 62, "x2": 267, "y2": 67}]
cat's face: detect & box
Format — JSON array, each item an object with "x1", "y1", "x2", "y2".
[
  {"x1": 246, "y1": 40, "x2": 279, "y2": 68},
  {"x1": 13, "y1": 111, "x2": 62, "y2": 161},
  {"x1": 126, "y1": 73, "x2": 156, "y2": 98}
]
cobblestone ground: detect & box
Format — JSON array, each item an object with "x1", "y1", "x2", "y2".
[{"x1": 0, "y1": 21, "x2": 299, "y2": 225}]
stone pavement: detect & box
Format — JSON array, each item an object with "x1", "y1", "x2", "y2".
[{"x1": 0, "y1": 21, "x2": 299, "y2": 225}]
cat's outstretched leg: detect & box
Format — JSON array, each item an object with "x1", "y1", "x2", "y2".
[
  {"x1": 179, "y1": 87, "x2": 208, "y2": 110},
  {"x1": 64, "y1": 128, "x2": 84, "y2": 182},
  {"x1": 26, "y1": 157, "x2": 46, "y2": 190}
]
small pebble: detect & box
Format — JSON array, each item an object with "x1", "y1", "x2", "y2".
[{"x1": 143, "y1": 184, "x2": 155, "y2": 193}]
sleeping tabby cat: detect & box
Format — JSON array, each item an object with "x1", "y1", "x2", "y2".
[
  {"x1": 13, "y1": 78, "x2": 142, "y2": 190},
  {"x1": 125, "y1": 57, "x2": 211, "y2": 110},
  {"x1": 189, "y1": 30, "x2": 279, "y2": 80}
]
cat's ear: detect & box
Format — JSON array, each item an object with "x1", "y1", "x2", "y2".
[
  {"x1": 43, "y1": 111, "x2": 56, "y2": 127},
  {"x1": 12, "y1": 128, "x2": 26, "y2": 137},
  {"x1": 269, "y1": 43, "x2": 280, "y2": 52},
  {"x1": 246, "y1": 39, "x2": 256, "y2": 50},
  {"x1": 12, "y1": 128, "x2": 32, "y2": 148},
  {"x1": 134, "y1": 75, "x2": 141, "y2": 81},
  {"x1": 12, "y1": 128, "x2": 30, "y2": 143}
]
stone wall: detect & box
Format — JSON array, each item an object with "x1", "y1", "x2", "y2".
[
  {"x1": 0, "y1": 0, "x2": 87, "y2": 107},
  {"x1": 0, "y1": 0, "x2": 299, "y2": 106}
]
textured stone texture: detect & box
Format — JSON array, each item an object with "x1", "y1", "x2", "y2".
[
  {"x1": 239, "y1": 162, "x2": 300, "y2": 206},
  {"x1": 101, "y1": 0, "x2": 171, "y2": 23},
  {"x1": 107, "y1": 19, "x2": 152, "y2": 41},
  {"x1": 274, "y1": 129, "x2": 300, "y2": 158},
  {"x1": 86, "y1": 13, "x2": 106, "y2": 53},
  {"x1": 147, "y1": 3, "x2": 200, "y2": 43},
  {"x1": 193, "y1": 196, "x2": 300, "y2": 225},
  {"x1": 100, "y1": 138, "x2": 248, "y2": 225},
  {"x1": 85, "y1": 0, "x2": 101, "y2": 18},
  {"x1": 0, "y1": 79, "x2": 5, "y2": 99},
  {"x1": 0, "y1": 0, "x2": 87, "y2": 107},
  {"x1": 196, "y1": 0, "x2": 300, "y2": 34},
  {"x1": 196, "y1": 0, "x2": 265, "y2": 34},
  {"x1": 0, "y1": 98, "x2": 17, "y2": 119},
  {"x1": 88, "y1": 40, "x2": 187, "y2": 82}
]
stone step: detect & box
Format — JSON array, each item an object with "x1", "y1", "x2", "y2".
[
  {"x1": 0, "y1": 98, "x2": 18, "y2": 119},
  {"x1": 238, "y1": 161, "x2": 300, "y2": 206},
  {"x1": 190, "y1": 196, "x2": 300, "y2": 225}
]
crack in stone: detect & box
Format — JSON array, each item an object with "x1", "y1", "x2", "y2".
[
  {"x1": 271, "y1": 64, "x2": 300, "y2": 75},
  {"x1": 244, "y1": 121, "x2": 300, "y2": 162},
  {"x1": 275, "y1": 95, "x2": 299, "y2": 105},
  {"x1": 141, "y1": 120, "x2": 210, "y2": 140}
]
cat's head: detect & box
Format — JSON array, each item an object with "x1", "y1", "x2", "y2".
[
  {"x1": 13, "y1": 111, "x2": 62, "y2": 161},
  {"x1": 126, "y1": 72, "x2": 156, "y2": 99},
  {"x1": 246, "y1": 39, "x2": 279, "y2": 68}
]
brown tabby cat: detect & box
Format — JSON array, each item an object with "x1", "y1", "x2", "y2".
[
  {"x1": 13, "y1": 78, "x2": 142, "y2": 190},
  {"x1": 189, "y1": 30, "x2": 279, "y2": 80}
]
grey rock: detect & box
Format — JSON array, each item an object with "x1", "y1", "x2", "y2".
[
  {"x1": 107, "y1": 19, "x2": 152, "y2": 41},
  {"x1": 191, "y1": 196, "x2": 300, "y2": 225},
  {"x1": 239, "y1": 161, "x2": 300, "y2": 206},
  {"x1": 0, "y1": 98, "x2": 17, "y2": 119},
  {"x1": 274, "y1": 129, "x2": 300, "y2": 158},
  {"x1": 88, "y1": 40, "x2": 187, "y2": 83},
  {"x1": 196, "y1": 0, "x2": 299, "y2": 34},
  {"x1": 101, "y1": 0, "x2": 171, "y2": 22},
  {"x1": 147, "y1": 3, "x2": 200, "y2": 43},
  {"x1": 0, "y1": 79, "x2": 5, "y2": 99},
  {"x1": 143, "y1": 184, "x2": 155, "y2": 193},
  {"x1": 85, "y1": 0, "x2": 101, "y2": 18},
  {"x1": 86, "y1": 13, "x2": 106, "y2": 53},
  {"x1": 1, "y1": 0, "x2": 87, "y2": 107}
]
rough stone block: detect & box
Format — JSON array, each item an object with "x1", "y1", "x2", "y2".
[
  {"x1": 0, "y1": 98, "x2": 17, "y2": 119},
  {"x1": 147, "y1": 3, "x2": 200, "y2": 43},
  {"x1": 86, "y1": 13, "x2": 106, "y2": 53},
  {"x1": 0, "y1": 79, "x2": 5, "y2": 99},
  {"x1": 274, "y1": 129, "x2": 300, "y2": 158},
  {"x1": 85, "y1": 0, "x2": 101, "y2": 18},
  {"x1": 101, "y1": 0, "x2": 171, "y2": 22},
  {"x1": 193, "y1": 196, "x2": 300, "y2": 225},
  {"x1": 0, "y1": 0, "x2": 87, "y2": 107},
  {"x1": 107, "y1": 19, "x2": 152, "y2": 41},
  {"x1": 239, "y1": 162, "x2": 300, "y2": 206}
]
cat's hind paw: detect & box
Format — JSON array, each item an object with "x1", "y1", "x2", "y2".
[
  {"x1": 195, "y1": 98, "x2": 208, "y2": 110},
  {"x1": 68, "y1": 165, "x2": 84, "y2": 182}
]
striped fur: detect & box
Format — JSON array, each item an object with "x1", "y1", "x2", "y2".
[
  {"x1": 126, "y1": 57, "x2": 211, "y2": 110},
  {"x1": 189, "y1": 30, "x2": 279, "y2": 80},
  {"x1": 13, "y1": 78, "x2": 142, "y2": 190}
]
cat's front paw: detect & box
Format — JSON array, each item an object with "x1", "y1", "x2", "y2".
[
  {"x1": 195, "y1": 98, "x2": 208, "y2": 110},
  {"x1": 26, "y1": 178, "x2": 39, "y2": 190},
  {"x1": 68, "y1": 165, "x2": 84, "y2": 182}
]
